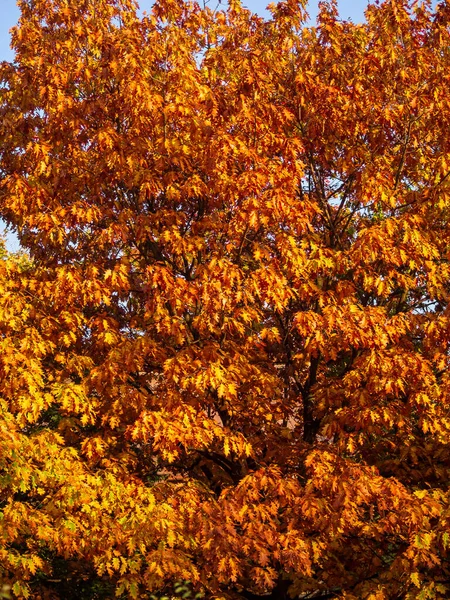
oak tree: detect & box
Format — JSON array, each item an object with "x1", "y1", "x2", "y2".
[{"x1": 1, "y1": 0, "x2": 450, "y2": 598}]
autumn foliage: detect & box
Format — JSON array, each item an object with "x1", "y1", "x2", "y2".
[{"x1": 1, "y1": 0, "x2": 450, "y2": 597}]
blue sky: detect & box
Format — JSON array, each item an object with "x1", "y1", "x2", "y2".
[{"x1": 0, "y1": 0, "x2": 368, "y2": 251}]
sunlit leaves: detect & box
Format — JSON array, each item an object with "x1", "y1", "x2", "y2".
[{"x1": 2, "y1": 0, "x2": 450, "y2": 598}]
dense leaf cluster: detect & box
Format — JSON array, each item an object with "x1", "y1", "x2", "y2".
[{"x1": 1, "y1": 0, "x2": 450, "y2": 598}]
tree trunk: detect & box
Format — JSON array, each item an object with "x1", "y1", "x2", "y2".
[{"x1": 241, "y1": 578, "x2": 290, "y2": 600}]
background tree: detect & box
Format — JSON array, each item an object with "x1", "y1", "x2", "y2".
[{"x1": 1, "y1": 0, "x2": 450, "y2": 598}]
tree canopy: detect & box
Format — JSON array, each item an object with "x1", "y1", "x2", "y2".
[{"x1": 1, "y1": 0, "x2": 450, "y2": 598}]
